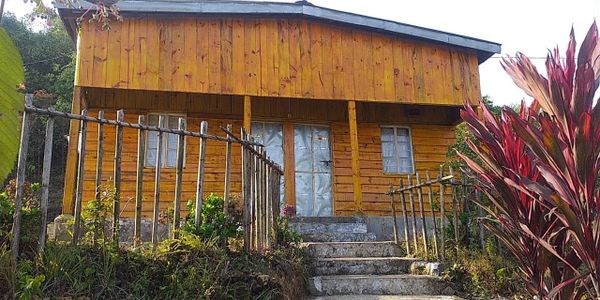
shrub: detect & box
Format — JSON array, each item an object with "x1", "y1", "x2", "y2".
[
  {"x1": 182, "y1": 194, "x2": 242, "y2": 246},
  {"x1": 2, "y1": 235, "x2": 308, "y2": 299}
]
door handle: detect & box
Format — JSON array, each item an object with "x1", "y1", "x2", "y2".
[{"x1": 320, "y1": 160, "x2": 333, "y2": 167}]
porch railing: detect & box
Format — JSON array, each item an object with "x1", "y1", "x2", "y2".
[
  {"x1": 386, "y1": 166, "x2": 484, "y2": 260},
  {"x1": 10, "y1": 99, "x2": 282, "y2": 264}
]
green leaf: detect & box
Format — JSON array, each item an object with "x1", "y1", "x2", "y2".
[{"x1": 0, "y1": 27, "x2": 25, "y2": 183}]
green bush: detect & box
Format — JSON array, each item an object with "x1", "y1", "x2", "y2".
[{"x1": 182, "y1": 194, "x2": 242, "y2": 246}]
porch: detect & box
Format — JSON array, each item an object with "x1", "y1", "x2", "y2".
[{"x1": 63, "y1": 87, "x2": 460, "y2": 218}]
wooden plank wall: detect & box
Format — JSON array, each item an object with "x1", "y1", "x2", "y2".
[
  {"x1": 76, "y1": 16, "x2": 481, "y2": 106},
  {"x1": 75, "y1": 88, "x2": 458, "y2": 217}
]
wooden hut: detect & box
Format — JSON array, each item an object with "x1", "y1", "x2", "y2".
[{"x1": 56, "y1": 1, "x2": 500, "y2": 218}]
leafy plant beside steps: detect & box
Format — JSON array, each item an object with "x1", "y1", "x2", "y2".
[{"x1": 460, "y1": 22, "x2": 600, "y2": 299}]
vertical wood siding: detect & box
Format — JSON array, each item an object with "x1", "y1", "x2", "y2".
[{"x1": 76, "y1": 17, "x2": 481, "y2": 106}]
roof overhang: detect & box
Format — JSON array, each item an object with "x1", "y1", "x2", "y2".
[{"x1": 56, "y1": 0, "x2": 501, "y2": 63}]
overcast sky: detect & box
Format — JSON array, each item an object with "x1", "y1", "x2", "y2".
[{"x1": 5, "y1": 0, "x2": 600, "y2": 106}]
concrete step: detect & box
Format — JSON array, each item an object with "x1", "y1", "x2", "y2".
[
  {"x1": 291, "y1": 222, "x2": 368, "y2": 234},
  {"x1": 303, "y1": 241, "x2": 403, "y2": 258},
  {"x1": 310, "y1": 296, "x2": 462, "y2": 300},
  {"x1": 308, "y1": 275, "x2": 455, "y2": 296},
  {"x1": 302, "y1": 232, "x2": 377, "y2": 242},
  {"x1": 290, "y1": 216, "x2": 366, "y2": 224},
  {"x1": 312, "y1": 257, "x2": 419, "y2": 276}
]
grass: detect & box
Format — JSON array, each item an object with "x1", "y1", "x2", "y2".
[{"x1": 1, "y1": 233, "x2": 308, "y2": 299}]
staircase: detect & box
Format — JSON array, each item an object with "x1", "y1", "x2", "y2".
[{"x1": 290, "y1": 217, "x2": 458, "y2": 299}]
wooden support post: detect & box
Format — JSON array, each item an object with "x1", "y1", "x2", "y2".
[
  {"x1": 389, "y1": 184, "x2": 399, "y2": 245},
  {"x1": 416, "y1": 173, "x2": 429, "y2": 258},
  {"x1": 195, "y1": 121, "x2": 208, "y2": 230},
  {"x1": 38, "y1": 114, "x2": 54, "y2": 254},
  {"x1": 449, "y1": 167, "x2": 460, "y2": 252},
  {"x1": 134, "y1": 115, "x2": 145, "y2": 245},
  {"x1": 93, "y1": 111, "x2": 104, "y2": 244},
  {"x1": 71, "y1": 109, "x2": 88, "y2": 246},
  {"x1": 347, "y1": 101, "x2": 362, "y2": 212},
  {"x1": 62, "y1": 87, "x2": 83, "y2": 214},
  {"x1": 11, "y1": 95, "x2": 33, "y2": 263},
  {"x1": 241, "y1": 129, "x2": 251, "y2": 252},
  {"x1": 438, "y1": 166, "x2": 446, "y2": 260},
  {"x1": 407, "y1": 175, "x2": 419, "y2": 252},
  {"x1": 223, "y1": 124, "x2": 233, "y2": 216},
  {"x1": 173, "y1": 118, "x2": 186, "y2": 238},
  {"x1": 398, "y1": 179, "x2": 411, "y2": 255},
  {"x1": 426, "y1": 171, "x2": 439, "y2": 259},
  {"x1": 152, "y1": 116, "x2": 165, "y2": 245},
  {"x1": 283, "y1": 121, "x2": 295, "y2": 207},
  {"x1": 243, "y1": 95, "x2": 251, "y2": 133},
  {"x1": 113, "y1": 110, "x2": 124, "y2": 246}
]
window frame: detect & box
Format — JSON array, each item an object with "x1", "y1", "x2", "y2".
[
  {"x1": 379, "y1": 125, "x2": 415, "y2": 175},
  {"x1": 145, "y1": 113, "x2": 187, "y2": 169}
]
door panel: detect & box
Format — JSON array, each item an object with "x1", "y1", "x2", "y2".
[
  {"x1": 294, "y1": 125, "x2": 333, "y2": 216},
  {"x1": 251, "y1": 122, "x2": 284, "y2": 203}
]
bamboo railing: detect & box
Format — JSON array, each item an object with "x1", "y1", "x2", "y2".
[
  {"x1": 386, "y1": 166, "x2": 484, "y2": 260},
  {"x1": 10, "y1": 102, "x2": 283, "y2": 264}
]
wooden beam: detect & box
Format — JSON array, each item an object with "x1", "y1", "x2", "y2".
[
  {"x1": 62, "y1": 87, "x2": 84, "y2": 214},
  {"x1": 283, "y1": 121, "x2": 295, "y2": 207},
  {"x1": 347, "y1": 100, "x2": 362, "y2": 212},
  {"x1": 243, "y1": 95, "x2": 251, "y2": 132}
]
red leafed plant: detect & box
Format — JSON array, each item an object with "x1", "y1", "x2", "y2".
[{"x1": 460, "y1": 22, "x2": 600, "y2": 299}]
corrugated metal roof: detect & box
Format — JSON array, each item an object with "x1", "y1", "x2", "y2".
[{"x1": 56, "y1": 0, "x2": 501, "y2": 63}]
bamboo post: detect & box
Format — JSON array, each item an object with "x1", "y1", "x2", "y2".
[
  {"x1": 265, "y1": 165, "x2": 272, "y2": 249},
  {"x1": 461, "y1": 173, "x2": 470, "y2": 245},
  {"x1": 256, "y1": 147, "x2": 263, "y2": 250},
  {"x1": 407, "y1": 175, "x2": 419, "y2": 252},
  {"x1": 261, "y1": 150, "x2": 267, "y2": 250},
  {"x1": 113, "y1": 110, "x2": 124, "y2": 246},
  {"x1": 172, "y1": 118, "x2": 186, "y2": 238},
  {"x1": 223, "y1": 124, "x2": 232, "y2": 216},
  {"x1": 388, "y1": 184, "x2": 399, "y2": 245},
  {"x1": 449, "y1": 167, "x2": 460, "y2": 251},
  {"x1": 398, "y1": 179, "x2": 411, "y2": 255},
  {"x1": 152, "y1": 116, "x2": 165, "y2": 245},
  {"x1": 476, "y1": 189, "x2": 485, "y2": 249},
  {"x1": 426, "y1": 171, "x2": 439, "y2": 259},
  {"x1": 93, "y1": 111, "x2": 104, "y2": 244},
  {"x1": 71, "y1": 109, "x2": 88, "y2": 246},
  {"x1": 416, "y1": 173, "x2": 429, "y2": 258},
  {"x1": 134, "y1": 115, "x2": 145, "y2": 245},
  {"x1": 439, "y1": 166, "x2": 446, "y2": 260},
  {"x1": 38, "y1": 114, "x2": 54, "y2": 253},
  {"x1": 241, "y1": 129, "x2": 251, "y2": 252},
  {"x1": 195, "y1": 121, "x2": 208, "y2": 230},
  {"x1": 273, "y1": 172, "x2": 281, "y2": 246},
  {"x1": 11, "y1": 95, "x2": 33, "y2": 263},
  {"x1": 252, "y1": 140, "x2": 259, "y2": 250}
]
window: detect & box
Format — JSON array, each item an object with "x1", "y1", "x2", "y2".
[
  {"x1": 381, "y1": 126, "x2": 414, "y2": 174},
  {"x1": 146, "y1": 114, "x2": 185, "y2": 168}
]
